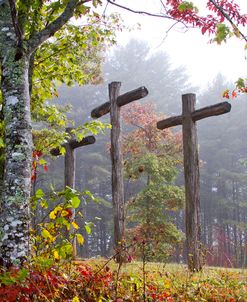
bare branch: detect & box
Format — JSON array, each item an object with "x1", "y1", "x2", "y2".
[
  {"x1": 102, "y1": 0, "x2": 109, "y2": 17},
  {"x1": 126, "y1": 121, "x2": 149, "y2": 136},
  {"x1": 27, "y1": 0, "x2": 92, "y2": 54},
  {"x1": 159, "y1": 0, "x2": 168, "y2": 14},
  {"x1": 107, "y1": 0, "x2": 175, "y2": 20}
]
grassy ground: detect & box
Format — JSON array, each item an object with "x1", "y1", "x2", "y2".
[
  {"x1": 81, "y1": 259, "x2": 247, "y2": 301},
  {"x1": 1, "y1": 258, "x2": 246, "y2": 301}
]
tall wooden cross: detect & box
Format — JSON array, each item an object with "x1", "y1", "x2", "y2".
[
  {"x1": 50, "y1": 130, "x2": 96, "y2": 258},
  {"x1": 157, "y1": 93, "x2": 231, "y2": 271},
  {"x1": 91, "y1": 82, "x2": 148, "y2": 261}
]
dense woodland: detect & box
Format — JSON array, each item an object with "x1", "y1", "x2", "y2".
[
  {"x1": 1, "y1": 0, "x2": 247, "y2": 300},
  {"x1": 33, "y1": 39, "x2": 247, "y2": 268}
]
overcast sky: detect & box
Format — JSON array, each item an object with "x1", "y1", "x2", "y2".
[{"x1": 104, "y1": 0, "x2": 247, "y2": 90}]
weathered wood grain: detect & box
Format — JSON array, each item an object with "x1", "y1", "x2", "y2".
[
  {"x1": 182, "y1": 94, "x2": 202, "y2": 272},
  {"x1": 157, "y1": 101, "x2": 231, "y2": 130},
  {"x1": 156, "y1": 94, "x2": 231, "y2": 272},
  {"x1": 91, "y1": 86, "x2": 148, "y2": 118},
  {"x1": 109, "y1": 82, "x2": 125, "y2": 263}
]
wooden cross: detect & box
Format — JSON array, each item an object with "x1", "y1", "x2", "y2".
[
  {"x1": 91, "y1": 82, "x2": 148, "y2": 261},
  {"x1": 157, "y1": 93, "x2": 231, "y2": 271},
  {"x1": 50, "y1": 130, "x2": 96, "y2": 258}
]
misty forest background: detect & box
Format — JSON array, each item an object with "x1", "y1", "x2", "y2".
[{"x1": 33, "y1": 39, "x2": 247, "y2": 268}]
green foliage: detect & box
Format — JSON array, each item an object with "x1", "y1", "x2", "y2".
[
  {"x1": 214, "y1": 23, "x2": 231, "y2": 44},
  {"x1": 71, "y1": 120, "x2": 111, "y2": 140},
  {"x1": 30, "y1": 11, "x2": 119, "y2": 152},
  {"x1": 31, "y1": 15, "x2": 118, "y2": 107},
  {"x1": 0, "y1": 1, "x2": 121, "y2": 181},
  {"x1": 178, "y1": 1, "x2": 198, "y2": 12},
  {"x1": 16, "y1": 0, "x2": 103, "y2": 38},
  {"x1": 126, "y1": 153, "x2": 181, "y2": 184},
  {"x1": 33, "y1": 119, "x2": 111, "y2": 155},
  {"x1": 0, "y1": 268, "x2": 28, "y2": 286}
]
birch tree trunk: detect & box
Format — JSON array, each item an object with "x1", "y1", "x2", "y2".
[
  {"x1": 0, "y1": 0, "x2": 95, "y2": 267},
  {"x1": 0, "y1": 3, "x2": 33, "y2": 266}
]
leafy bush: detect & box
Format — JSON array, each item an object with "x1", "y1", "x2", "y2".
[
  {"x1": 0, "y1": 263, "x2": 112, "y2": 301},
  {"x1": 31, "y1": 186, "x2": 94, "y2": 262}
]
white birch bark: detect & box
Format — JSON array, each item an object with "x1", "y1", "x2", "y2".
[
  {"x1": 0, "y1": 1, "x2": 32, "y2": 267},
  {"x1": 0, "y1": 0, "x2": 89, "y2": 266}
]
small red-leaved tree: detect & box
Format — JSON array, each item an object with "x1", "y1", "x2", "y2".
[{"x1": 122, "y1": 102, "x2": 184, "y2": 262}]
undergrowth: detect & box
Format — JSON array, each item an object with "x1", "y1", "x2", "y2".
[
  {"x1": 1, "y1": 186, "x2": 246, "y2": 301},
  {"x1": 0, "y1": 260, "x2": 246, "y2": 301}
]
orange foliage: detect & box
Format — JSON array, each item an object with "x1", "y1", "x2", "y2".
[{"x1": 121, "y1": 102, "x2": 182, "y2": 156}]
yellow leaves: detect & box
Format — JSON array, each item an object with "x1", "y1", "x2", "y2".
[
  {"x1": 59, "y1": 146, "x2": 66, "y2": 156},
  {"x1": 61, "y1": 210, "x2": 70, "y2": 217},
  {"x1": 53, "y1": 250, "x2": 61, "y2": 260},
  {"x1": 41, "y1": 199, "x2": 48, "y2": 209},
  {"x1": 72, "y1": 221, "x2": 79, "y2": 229},
  {"x1": 41, "y1": 229, "x2": 51, "y2": 239},
  {"x1": 76, "y1": 234, "x2": 84, "y2": 245},
  {"x1": 65, "y1": 221, "x2": 71, "y2": 231},
  {"x1": 164, "y1": 280, "x2": 171, "y2": 289},
  {"x1": 41, "y1": 229, "x2": 55, "y2": 243},
  {"x1": 49, "y1": 211, "x2": 57, "y2": 220},
  {"x1": 49, "y1": 206, "x2": 63, "y2": 220},
  {"x1": 72, "y1": 296, "x2": 80, "y2": 302}
]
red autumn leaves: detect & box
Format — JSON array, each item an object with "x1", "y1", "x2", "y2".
[
  {"x1": 166, "y1": 0, "x2": 247, "y2": 36},
  {"x1": 31, "y1": 150, "x2": 48, "y2": 183}
]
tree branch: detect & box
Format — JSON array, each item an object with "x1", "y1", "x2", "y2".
[
  {"x1": 159, "y1": 0, "x2": 169, "y2": 14},
  {"x1": 107, "y1": 0, "x2": 175, "y2": 20},
  {"x1": 8, "y1": 0, "x2": 23, "y2": 44},
  {"x1": 27, "y1": 0, "x2": 92, "y2": 54},
  {"x1": 209, "y1": 0, "x2": 247, "y2": 43},
  {"x1": 131, "y1": 122, "x2": 149, "y2": 136}
]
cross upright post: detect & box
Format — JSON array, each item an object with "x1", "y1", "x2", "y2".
[
  {"x1": 157, "y1": 93, "x2": 231, "y2": 271},
  {"x1": 50, "y1": 130, "x2": 96, "y2": 258},
  {"x1": 109, "y1": 82, "x2": 125, "y2": 261},
  {"x1": 91, "y1": 82, "x2": 148, "y2": 262}
]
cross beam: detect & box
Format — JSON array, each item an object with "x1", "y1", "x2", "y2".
[
  {"x1": 50, "y1": 135, "x2": 96, "y2": 157},
  {"x1": 91, "y1": 86, "x2": 148, "y2": 118},
  {"x1": 157, "y1": 94, "x2": 231, "y2": 271},
  {"x1": 50, "y1": 130, "x2": 96, "y2": 258},
  {"x1": 157, "y1": 101, "x2": 231, "y2": 129},
  {"x1": 91, "y1": 82, "x2": 148, "y2": 262}
]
